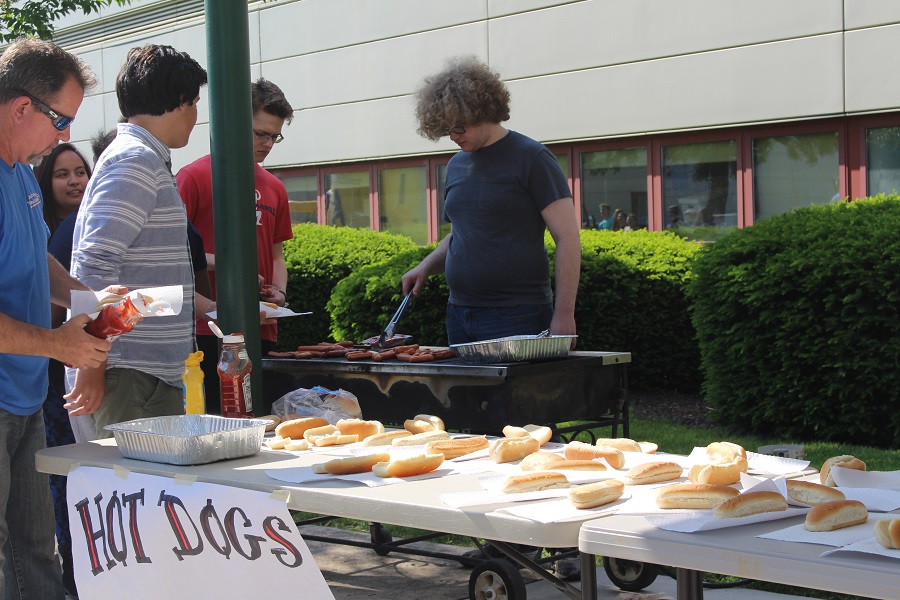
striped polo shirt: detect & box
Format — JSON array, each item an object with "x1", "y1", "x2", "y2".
[{"x1": 71, "y1": 123, "x2": 195, "y2": 388}]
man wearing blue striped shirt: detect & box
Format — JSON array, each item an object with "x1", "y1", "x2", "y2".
[{"x1": 68, "y1": 45, "x2": 208, "y2": 436}]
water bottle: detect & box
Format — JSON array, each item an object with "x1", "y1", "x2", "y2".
[
  {"x1": 182, "y1": 351, "x2": 205, "y2": 414},
  {"x1": 218, "y1": 333, "x2": 254, "y2": 418}
]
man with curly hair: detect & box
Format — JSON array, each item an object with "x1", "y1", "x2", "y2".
[{"x1": 402, "y1": 56, "x2": 580, "y2": 349}]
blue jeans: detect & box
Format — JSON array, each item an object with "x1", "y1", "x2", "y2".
[
  {"x1": 446, "y1": 303, "x2": 553, "y2": 345},
  {"x1": 0, "y1": 408, "x2": 65, "y2": 599}
]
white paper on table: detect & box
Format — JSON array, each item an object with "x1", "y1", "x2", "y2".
[
  {"x1": 831, "y1": 466, "x2": 900, "y2": 490},
  {"x1": 840, "y1": 488, "x2": 900, "y2": 512},
  {"x1": 621, "y1": 451, "x2": 693, "y2": 470},
  {"x1": 496, "y1": 492, "x2": 632, "y2": 523},
  {"x1": 644, "y1": 506, "x2": 809, "y2": 533},
  {"x1": 823, "y1": 537, "x2": 900, "y2": 561},
  {"x1": 207, "y1": 302, "x2": 312, "y2": 319},
  {"x1": 686, "y1": 447, "x2": 809, "y2": 476},
  {"x1": 759, "y1": 513, "x2": 897, "y2": 547},
  {"x1": 71, "y1": 286, "x2": 182, "y2": 318},
  {"x1": 440, "y1": 487, "x2": 571, "y2": 508}
]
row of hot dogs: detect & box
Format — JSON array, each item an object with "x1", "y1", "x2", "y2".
[{"x1": 267, "y1": 341, "x2": 456, "y2": 362}]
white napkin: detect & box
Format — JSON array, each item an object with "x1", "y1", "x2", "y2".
[
  {"x1": 822, "y1": 537, "x2": 900, "y2": 561},
  {"x1": 208, "y1": 302, "x2": 311, "y2": 319},
  {"x1": 495, "y1": 493, "x2": 632, "y2": 523},
  {"x1": 831, "y1": 467, "x2": 900, "y2": 490},
  {"x1": 440, "y1": 487, "x2": 571, "y2": 508},
  {"x1": 71, "y1": 286, "x2": 182, "y2": 317},
  {"x1": 759, "y1": 513, "x2": 896, "y2": 547}
]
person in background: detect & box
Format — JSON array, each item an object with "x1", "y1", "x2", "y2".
[
  {"x1": 667, "y1": 204, "x2": 682, "y2": 228},
  {"x1": 177, "y1": 77, "x2": 294, "y2": 415},
  {"x1": 34, "y1": 142, "x2": 92, "y2": 598},
  {"x1": 67, "y1": 45, "x2": 209, "y2": 437},
  {"x1": 596, "y1": 203, "x2": 613, "y2": 230},
  {"x1": 0, "y1": 36, "x2": 118, "y2": 600},
  {"x1": 624, "y1": 212, "x2": 639, "y2": 232},
  {"x1": 611, "y1": 208, "x2": 627, "y2": 231},
  {"x1": 401, "y1": 55, "x2": 581, "y2": 580}
]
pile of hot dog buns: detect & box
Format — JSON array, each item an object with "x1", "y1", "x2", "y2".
[{"x1": 261, "y1": 417, "x2": 893, "y2": 540}]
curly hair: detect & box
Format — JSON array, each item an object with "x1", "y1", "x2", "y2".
[{"x1": 414, "y1": 56, "x2": 510, "y2": 141}]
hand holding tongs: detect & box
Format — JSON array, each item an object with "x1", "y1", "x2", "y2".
[{"x1": 375, "y1": 291, "x2": 413, "y2": 348}]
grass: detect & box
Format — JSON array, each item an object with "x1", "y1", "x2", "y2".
[{"x1": 292, "y1": 415, "x2": 899, "y2": 600}]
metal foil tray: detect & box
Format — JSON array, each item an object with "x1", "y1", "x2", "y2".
[
  {"x1": 451, "y1": 334, "x2": 577, "y2": 364},
  {"x1": 105, "y1": 414, "x2": 269, "y2": 465}
]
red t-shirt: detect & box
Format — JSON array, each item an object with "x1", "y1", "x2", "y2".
[{"x1": 176, "y1": 155, "x2": 294, "y2": 342}]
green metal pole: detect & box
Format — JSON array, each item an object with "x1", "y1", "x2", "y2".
[{"x1": 204, "y1": 1, "x2": 264, "y2": 413}]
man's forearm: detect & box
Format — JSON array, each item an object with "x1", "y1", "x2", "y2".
[{"x1": 553, "y1": 236, "x2": 580, "y2": 316}]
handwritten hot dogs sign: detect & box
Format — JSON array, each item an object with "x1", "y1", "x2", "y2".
[{"x1": 67, "y1": 466, "x2": 334, "y2": 599}]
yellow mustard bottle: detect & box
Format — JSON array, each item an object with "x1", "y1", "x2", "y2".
[{"x1": 182, "y1": 351, "x2": 205, "y2": 414}]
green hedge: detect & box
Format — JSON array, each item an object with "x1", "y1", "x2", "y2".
[
  {"x1": 575, "y1": 229, "x2": 702, "y2": 391},
  {"x1": 278, "y1": 224, "x2": 417, "y2": 349},
  {"x1": 688, "y1": 195, "x2": 900, "y2": 448},
  {"x1": 324, "y1": 229, "x2": 702, "y2": 392}
]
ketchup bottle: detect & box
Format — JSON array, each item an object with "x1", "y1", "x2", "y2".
[
  {"x1": 84, "y1": 296, "x2": 144, "y2": 340},
  {"x1": 218, "y1": 333, "x2": 254, "y2": 418}
]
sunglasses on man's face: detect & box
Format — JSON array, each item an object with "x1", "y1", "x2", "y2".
[{"x1": 17, "y1": 90, "x2": 75, "y2": 131}]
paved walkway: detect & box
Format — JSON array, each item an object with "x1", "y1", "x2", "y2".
[{"x1": 301, "y1": 525, "x2": 812, "y2": 600}]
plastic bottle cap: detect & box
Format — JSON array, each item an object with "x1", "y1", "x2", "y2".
[{"x1": 223, "y1": 333, "x2": 244, "y2": 344}]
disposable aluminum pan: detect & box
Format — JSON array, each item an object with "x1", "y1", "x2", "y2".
[
  {"x1": 104, "y1": 414, "x2": 269, "y2": 466},
  {"x1": 451, "y1": 334, "x2": 577, "y2": 364}
]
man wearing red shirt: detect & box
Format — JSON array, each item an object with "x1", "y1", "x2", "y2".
[{"x1": 177, "y1": 78, "x2": 294, "y2": 414}]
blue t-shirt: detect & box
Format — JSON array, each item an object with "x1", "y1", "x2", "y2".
[
  {"x1": 0, "y1": 161, "x2": 51, "y2": 415},
  {"x1": 443, "y1": 130, "x2": 572, "y2": 306}
]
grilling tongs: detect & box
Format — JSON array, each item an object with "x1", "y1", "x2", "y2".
[{"x1": 374, "y1": 291, "x2": 413, "y2": 348}]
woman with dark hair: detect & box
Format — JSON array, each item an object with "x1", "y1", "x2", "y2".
[
  {"x1": 36, "y1": 143, "x2": 91, "y2": 236},
  {"x1": 33, "y1": 142, "x2": 92, "y2": 599}
]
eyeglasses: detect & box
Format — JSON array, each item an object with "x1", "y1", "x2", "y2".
[
  {"x1": 17, "y1": 89, "x2": 75, "y2": 131},
  {"x1": 443, "y1": 125, "x2": 466, "y2": 137},
  {"x1": 252, "y1": 129, "x2": 284, "y2": 144}
]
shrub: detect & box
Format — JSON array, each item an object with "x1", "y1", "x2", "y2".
[
  {"x1": 278, "y1": 224, "x2": 417, "y2": 349},
  {"x1": 327, "y1": 229, "x2": 702, "y2": 392},
  {"x1": 574, "y1": 229, "x2": 702, "y2": 392},
  {"x1": 688, "y1": 195, "x2": 900, "y2": 448}
]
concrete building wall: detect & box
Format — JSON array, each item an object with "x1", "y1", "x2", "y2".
[{"x1": 52, "y1": 0, "x2": 900, "y2": 171}]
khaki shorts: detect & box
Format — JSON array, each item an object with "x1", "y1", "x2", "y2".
[{"x1": 93, "y1": 368, "x2": 184, "y2": 439}]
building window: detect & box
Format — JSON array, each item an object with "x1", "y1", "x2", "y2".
[
  {"x1": 282, "y1": 174, "x2": 318, "y2": 225},
  {"x1": 580, "y1": 147, "x2": 647, "y2": 230},
  {"x1": 435, "y1": 164, "x2": 451, "y2": 240},
  {"x1": 324, "y1": 171, "x2": 369, "y2": 228},
  {"x1": 377, "y1": 166, "x2": 428, "y2": 245},
  {"x1": 752, "y1": 132, "x2": 839, "y2": 220},
  {"x1": 662, "y1": 141, "x2": 737, "y2": 237},
  {"x1": 866, "y1": 126, "x2": 900, "y2": 197}
]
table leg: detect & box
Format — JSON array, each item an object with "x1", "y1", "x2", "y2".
[
  {"x1": 676, "y1": 568, "x2": 703, "y2": 600},
  {"x1": 580, "y1": 552, "x2": 597, "y2": 599}
]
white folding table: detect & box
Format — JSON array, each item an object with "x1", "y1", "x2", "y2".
[{"x1": 579, "y1": 513, "x2": 900, "y2": 600}]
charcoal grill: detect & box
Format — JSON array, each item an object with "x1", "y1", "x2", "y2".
[{"x1": 262, "y1": 350, "x2": 630, "y2": 440}]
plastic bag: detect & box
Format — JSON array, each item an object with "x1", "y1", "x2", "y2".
[{"x1": 271, "y1": 386, "x2": 362, "y2": 423}]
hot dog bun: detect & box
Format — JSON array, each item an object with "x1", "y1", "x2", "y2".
[
  {"x1": 372, "y1": 452, "x2": 444, "y2": 478},
  {"x1": 595, "y1": 437, "x2": 642, "y2": 453},
  {"x1": 568, "y1": 480, "x2": 625, "y2": 509},
  {"x1": 519, "y1": 452, "x2": 566, "y2": 471},
  {"x1": 713, "y1": 490, "x2": 787, "y2": 519},
  {"x1": 785, "y1": 480, "x2": 845, "y2": 506},
  {"x1": 874, "y1": 519, "x2": 900, "y2": 549},
  {"x1": 404, "y1": 414, "x2": 445, "y2": 434},
  {"x1": 360, "y1": 430, "x2": 413, "y2": 447},
  {"x1": 624, "y1": 461, "x2": 683, "y2": 485},
  {"x1": 275, "y1": 416, "x2": 329, "y2": 440},
  {"x1": 564, "y1": 441, "x2": 625, "y2": 469},
  {"x1": 502, "y1": 424, "x2": 553, "y2": 446},
  {"x1": 313, "y1": 452, "x2": 390, "y2": 475},
  {"x1": 655, "y1": 483, "x2": 739, "y2": 509},
  {"x1": 544, "y1": 459, "x2": 606, "y2": 471},
  {"x1": 313, "y1": 432, "x2": 358, "y2": 447},
  {"x1": 501, "y1": 471, "x2": 569, "y2": 494},
  {"x1": 804, "y1": 499, "x2": 868, "y2": 532},
  {"x1": 688, "y1": 461, "x2": 741, "y2": 486},
  {"x1": 302, "y1": 424, "x2": 340, "y2": 442},
  {"x1": 489, "y1": 436, "x2": 540, "y2": 464},
  {"x1": 391, "y1": 430, "x2": 451, "y2": 446},
  {"x1": 707, "y1": 442, "x2": 748, "y2": 473},
  {"x1": 424, "y1": 436, "x2": 488, "y2": 459},
  {"x1": 820, "y1": 455, "x2": 866, "y2": 486},
  {"x1": 335, "y1": 418, "x2": 384, "y2": 440}
]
